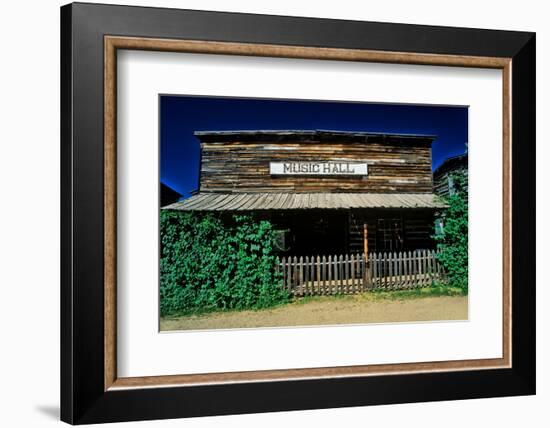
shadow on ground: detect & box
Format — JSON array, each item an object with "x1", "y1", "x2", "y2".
[{"x1": 35, "y1": 405, "x2": 59, "y2": 420}]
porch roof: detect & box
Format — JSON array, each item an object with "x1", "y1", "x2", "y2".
[{"x1": 164, "y1": 192, "x2": 447, "y2": 211}]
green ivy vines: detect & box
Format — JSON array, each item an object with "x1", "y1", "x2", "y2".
[
  {"x1": 160, "y1": 211, "x2": 289, "y2": 316},
  {"x1": 434, "y1": 172, "x2": 469, "y2": 293}
]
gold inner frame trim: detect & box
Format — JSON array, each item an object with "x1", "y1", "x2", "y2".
[{"x1": 104, "y1": 35, "x2": 512, "y2": 391}]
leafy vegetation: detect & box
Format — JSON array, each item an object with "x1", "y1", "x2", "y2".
[
  {"x1": 434, "y1": 173, "x2": 469, "y2": 292},
  {"x1": 160, "y1": 211, "x2": 289, "y2": 316}
]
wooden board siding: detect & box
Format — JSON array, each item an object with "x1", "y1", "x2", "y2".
[
  {"x1": 199, "y1": 141, "x2": 434, "y2": 194},
  {"x1": 349, "y1": 213, "x2": 378, "y2": 254},
  {"x1": 403, "y1": 215, "x2": 437, "y2": 250},
  {"x1": 433, "y1": 153, "x2": 468, "y2": 198},
  {"x1": 433, "y1": 173, "x2": 451, "y2": 197},
  {"x1": 348, "y1": 209, "x2": 436, "y2": 254},
  {"x1": 434, "y1": 169, "x2": 468, "y2": 198}
]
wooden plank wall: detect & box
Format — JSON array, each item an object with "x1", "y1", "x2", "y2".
[
  {"x1": 199, "y1": 140, "x2": 433, "y2": 194},
  {"x1": 348, "y1": 209, "x2": 436, "y2": 254},
  {"x1": 433, "y1": 168, "x2": 468, "y2": 198}
]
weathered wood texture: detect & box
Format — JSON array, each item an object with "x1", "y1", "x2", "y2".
[
  {"x1": 433, "y1": 153, "x2": 468, "y2": 198},
  {"x1": 348, "y1": 209, "x2": 436, "y2": 253},
  {"x1": 198, "y1": 139, "x2": 434, "y2": 194},
  {"x1": 278, "y1": 249, "x2": 444, "y2": 296},
  {"x1": 434, "y1": 169, "x2": 468, "y2": 198}
]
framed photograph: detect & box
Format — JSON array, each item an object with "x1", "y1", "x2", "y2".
[{"x1": 60, "y1": 2, "x2": 535, "y2": 424}]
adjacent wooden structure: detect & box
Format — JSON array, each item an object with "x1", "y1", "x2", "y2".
[{"x1": 433, "y1": 152, "x2": 468, "y2": 198}]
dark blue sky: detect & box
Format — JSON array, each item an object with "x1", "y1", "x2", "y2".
[{"x1": 160, "y1": 95, "x2": 468, "y2": 199}]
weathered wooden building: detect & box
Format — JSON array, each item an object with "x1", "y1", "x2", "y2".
[
  {"x1": 165, "y1": 130, "x2": 446, "y2": 256},
  {"x1": 433, "y1": 153, "x2": 468, "y2": 198}
]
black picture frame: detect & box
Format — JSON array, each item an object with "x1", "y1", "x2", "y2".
[{"x1": 61, "y1": 2, "x2": 535, "y2": 424}]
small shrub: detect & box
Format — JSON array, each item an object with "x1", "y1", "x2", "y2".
[{"x1": 160, "y1": 211, "x2": 288, "y2": 316}]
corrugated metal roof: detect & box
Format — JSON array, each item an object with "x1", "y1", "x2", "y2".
[{"x1": 164, "y1": 193, "x2": 447, "y2": 211}]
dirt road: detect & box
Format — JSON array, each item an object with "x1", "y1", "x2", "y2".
[{"x1": 160, "y1": 295, "x2": 468, "y2": 331}]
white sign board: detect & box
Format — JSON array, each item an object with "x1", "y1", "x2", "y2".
[{"x1": 269, "y1": 161, "x2": 368, "y2": 176}]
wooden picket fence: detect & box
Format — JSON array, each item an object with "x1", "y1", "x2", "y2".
[{"x1": 277, "y1": 249, "x2": 445, "y2": 296}]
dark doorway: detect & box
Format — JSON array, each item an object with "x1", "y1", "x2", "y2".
[{"x1": 272, "y1": 210, "x2": 348, "y2": 256}]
